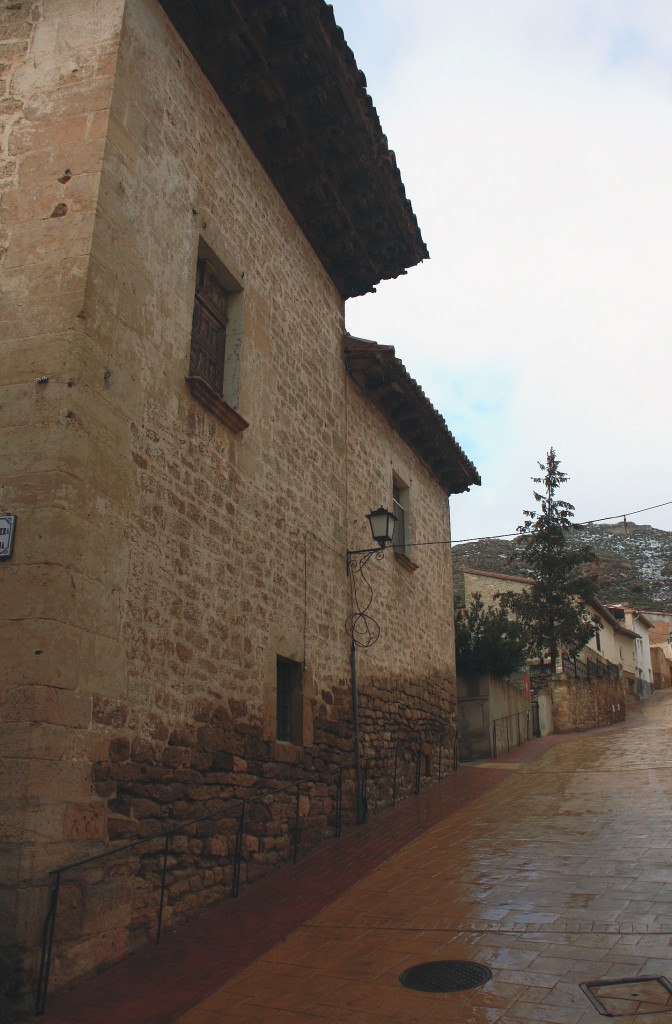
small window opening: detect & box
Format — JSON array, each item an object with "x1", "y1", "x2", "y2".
[
  {"x1": 190, "y1": 258, "x2": 228, "y2": 395},
  {"x1": 393, "y1": 477, "x2": 410, "y2": 555},
  {"x1": 185, "y1": 245, "x2": 248, "y2": 432},
  {"x1": 276, "y1": 656, "x2": 303, "y2": 744}
]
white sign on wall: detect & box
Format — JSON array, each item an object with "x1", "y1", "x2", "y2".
[{"x1": 0, "y1": 515, "x2": 16, "y2": 560}]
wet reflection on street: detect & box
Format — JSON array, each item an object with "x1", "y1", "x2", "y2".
[{"x1": 179, "y1": 693, "x2": 672, "y2": 1023}]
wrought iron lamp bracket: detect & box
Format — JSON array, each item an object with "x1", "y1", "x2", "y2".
[
  {"x1": 346, "y1": 546, "x2": 385, "y2": 576},
  {"x1": 345, "y1": 546, "x2": 388, "y2": 649}
]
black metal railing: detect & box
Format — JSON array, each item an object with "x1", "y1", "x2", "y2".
[
  {"x1": 492, "y1": 710, "x2": 530, "y2": 758},
  {"x1": 35, "y1": 724, "x2": 457, "y2": 1015},
  {"x1": 561, "y1": 652, "x2": 620, "y2": 682}
]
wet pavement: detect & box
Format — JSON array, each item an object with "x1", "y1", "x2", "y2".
[{"x1": 40, "y1": 693, "x2": 672, "y2": 1023}]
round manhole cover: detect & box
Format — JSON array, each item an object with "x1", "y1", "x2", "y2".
[{"x1": 399, "y1": 960, "x2": 492, "y2": 993}]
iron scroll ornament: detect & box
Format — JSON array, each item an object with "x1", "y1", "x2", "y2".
[{"x1": 345, "y1": 548, "x2": 384, "y2": 648}]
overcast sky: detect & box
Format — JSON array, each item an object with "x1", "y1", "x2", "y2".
[{"x1": 331, "y1": 0, "x2": 672, "y2": 545}]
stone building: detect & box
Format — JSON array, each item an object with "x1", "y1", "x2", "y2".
[
  {"x1": 643, "y1": 610, "x2": 672, "y2": 647},
  {"x1": 461, "y1": 568, "x2": 640, "y2": 675},
  {"x1": 459, "y1": 569, "x2": 630, "y2": 733},
  {"x1": 644, "y1": 611, "x2": 672, "y2": 689},
  {"x1": 1, "y1": 0, "x2": 479, "y2": 1008},
  {"x1": 650, "y1": 644, "x2": 672, "y2": 689}
]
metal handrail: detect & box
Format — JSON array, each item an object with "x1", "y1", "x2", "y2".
[
  {"x1": 492, "y1": 710, "x2": 530, "y2": 758},
  {"x1": 35, "y1": 723, "x2": 457, "y2": 1015},
  {"x1": 561, "y1": 652, "x2": 620, "y2": 681}
]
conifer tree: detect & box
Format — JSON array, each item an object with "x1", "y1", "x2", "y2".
[
  {"x1": 455, "y1": 593, "x2": 526, "y2": 676},
  {"x1": 499, "y1": 449, "x2": 599, "y2": 668}
]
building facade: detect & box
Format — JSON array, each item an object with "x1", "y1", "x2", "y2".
[
  {"x1": 644, "y1": 611, "x2": 672, "y2": 689},
  {"x1": 461, "y1": 568, "x2": 641, "y2": 677},
  {"x1": 604, "y1": 606, "x2": 654, "y2": 697},
  {"x1": 1, "y1": 0, "x2": 479, "y2": 1008},
  {"x1": 459, "y1": 568, "x2": 631, "y2": 732}
]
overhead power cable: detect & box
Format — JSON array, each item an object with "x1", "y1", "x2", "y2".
[
  {"x1": 574, "y1": 500, "x2": 672, "y2": 528},
  {"x1": 400, "y1": 499, "x2": 672, "y2": 551}
]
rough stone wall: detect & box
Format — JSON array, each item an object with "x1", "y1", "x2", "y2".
[
  {"x1": 345, "y1": 376, "x2": 457, "y2": 749},
  {"x1": 644, "y1": 611, "x2": 672, "y2": 646},
  {"x1": 463, "y1": 570, "x2": 527, "y2": 607},
  {"x1": 1, "y1": 0, "x2": 460, "y2": 1006},
  {"x1": 550, "y1": 676, "x2": 627, "y2": 733},
  {"x1": 0, "y1": 0, "x2": 126, "y2": 1010},
  {"x1": 651, "y1": 645, "x2": 672, "y2": 689}
]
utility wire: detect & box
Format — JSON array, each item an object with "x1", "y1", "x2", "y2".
[
  {"x1": 574, "y1": 500, "x2": 672, "y2": 528},
  {"x1": 401, "y1": 499, "x2": 672, "y2": 551}
]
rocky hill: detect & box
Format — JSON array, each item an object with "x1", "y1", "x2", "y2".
[{"x1": 452, "y1": 522, "x2": 672, "y2": 612}]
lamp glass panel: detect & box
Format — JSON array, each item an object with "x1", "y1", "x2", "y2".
[{"x1": 367, "y1": 507, "x2": 397, "y2": 546}]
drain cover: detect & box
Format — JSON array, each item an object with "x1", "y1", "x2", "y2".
[
  {"x1": 581, "y1": 976, "x2": 672, "y2": 1016},
  {"x1": 400, "y1": 960, "x2": 492, "y2": 993}
]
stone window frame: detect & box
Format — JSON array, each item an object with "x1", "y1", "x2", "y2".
[
  {"x1": 392, "y1": 473, "x2": 418, "y2": 572},
  {"x1": 276, "y1": 656, "x2": 304, "y2": 745},
  {"x1": 185, "y1": 239, "x2": 249, "y2": 433},
  {"x1": 263, "y1": 631, "x2": 313, "y2": 759}
]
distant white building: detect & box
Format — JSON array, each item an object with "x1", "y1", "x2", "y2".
[{"x1": 605, "y1": 606, "x2": 654, "y2": 697}]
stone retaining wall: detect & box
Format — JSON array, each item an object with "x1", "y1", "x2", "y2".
[{"x1": 549, "y1": 675, "x2": 628, "y2": 733}]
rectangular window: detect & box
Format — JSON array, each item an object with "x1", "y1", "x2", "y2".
[
  {"x1": 185, "y1": 245, "x2": 248, "y2": 433},
  {"x1": 393, "y1": 477, "x2": 409, "y2": 555},
  {"x1": 276, "y1": 656, "x2": 303, "y2": 744},
  {"x1": 190, "y1": 258, "x2": 228, "y2": 395}
]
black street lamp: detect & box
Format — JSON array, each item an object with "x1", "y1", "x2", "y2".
[
  {"x1": 365, "y1": 506, "x2": 398, "y2": 549},
  {"x1": 346, "y1": 505, "x2": 397, "y2": 573}
]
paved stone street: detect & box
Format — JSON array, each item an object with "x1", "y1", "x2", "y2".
[{"x1": 40, "y1": 693, "x2": 672, "y2": 1023}]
